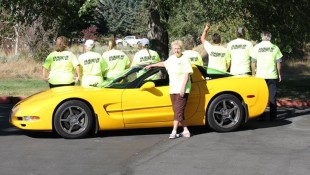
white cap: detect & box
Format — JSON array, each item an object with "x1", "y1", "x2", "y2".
[
  {"x1": 84, "y1": 39, "x2": 95, "y2": 49},
  {"x1": 140, "y1": 38, "x2": 149, "y2": 47}
]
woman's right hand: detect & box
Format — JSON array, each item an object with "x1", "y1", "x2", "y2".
[
  {"x1": 204, "y1": 24, "x2": 210, "y2": 31},
  {"x1": 144, "y1": 65, "x2": 152, "y2": 70}
]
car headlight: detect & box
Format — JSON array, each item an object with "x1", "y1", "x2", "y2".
[{"x1": 23, "y1": 116, "x2": 40, "y2": 121}]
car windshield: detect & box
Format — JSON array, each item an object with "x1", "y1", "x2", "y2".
[
  {"x1": 195, "y1": 65, "x2": 232, "y2": 79},
  {"x1": 95, "y1": 66, "x2": 167, "y2": 89},
  {"x1": 94, "y1": 65, "x2": 232, "y2": 89}
]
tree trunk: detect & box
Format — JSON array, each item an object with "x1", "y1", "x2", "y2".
[
  {"x1": 13, "y1": 24, "x2": 19, "y2": 55},
  {"x1": 147, "y1": 0, "x2": 169, "y2": 60}
]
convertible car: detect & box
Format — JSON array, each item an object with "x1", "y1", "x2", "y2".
[{"x1": 10, "y1": 65, "x2": 268, "y2": 139}]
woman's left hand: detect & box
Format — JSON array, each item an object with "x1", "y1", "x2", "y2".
[{"x1": 180, "y1": 90, "x2": 185, "y2": 97}]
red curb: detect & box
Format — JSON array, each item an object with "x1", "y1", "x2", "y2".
[
  {"x1": 0, "y1": 96, "x2": 12, "y2": 104},
  {"x1": 277, "y1": 99, "x2": 310, "y2": 108}
]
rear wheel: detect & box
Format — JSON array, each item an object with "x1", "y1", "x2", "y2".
[
  {"x1": 54, "y1": 100, "x2": 93, "y2": 139},
  {"x1": 207, "y1": 94, "x2": 244, "y2": 132}
]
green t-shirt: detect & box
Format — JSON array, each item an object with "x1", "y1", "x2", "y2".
[
  {"x1": 102, "y1": 49, "x2": 130, "y2": 78},
  {"x1": 250, "y1": 41, "x2": 283, "y2": 79},
  {"x1": 131, "y1": 49, "x2": 160, "y2": 66},
  {"x1": 183, "y1": 50, "x2": 203, "y2": 66},
  {"x1": 227, "y1": 38, "x2": 253, "y2": 75},
  {"x1": 203, "y1": 41, "x2": 230, "y2": 72},
  {"x1": 131, "y1": 49, "x2": 161, "y2": 78},
  {"x1": 78, "y1": 51, "x2": 108, "y2": 87},
  {"x1": 164, "y1": 54, "x2": 193, "y2": 94},
  {"x1": 43, "y1": 51, "x2": 79, "y2": 85}
]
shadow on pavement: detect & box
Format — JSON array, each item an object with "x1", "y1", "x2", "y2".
[{"x1": 241, "y1": 107, "x2": 310, "y2": 131}]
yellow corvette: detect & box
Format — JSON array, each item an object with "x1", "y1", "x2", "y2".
[{"x1": 10, "y1": 65, "x2": 268, "y2": 139}]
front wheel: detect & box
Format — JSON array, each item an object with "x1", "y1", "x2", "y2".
[
  {"x1": 207, "y1": 94, "x2": 244, "y2": 132},
  {"x1": 54, "y1": 100, "x2": 94, "y2": 139}
]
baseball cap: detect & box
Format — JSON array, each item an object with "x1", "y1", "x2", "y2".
[
  {"x1": 84, "y1": 39, "x2": 95, "y2": 49},
  {"x1": 140, "y1": 38, "x2": 149, "y2": 47}
]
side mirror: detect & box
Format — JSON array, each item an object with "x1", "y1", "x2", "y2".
[{"x1": 140, "y1": 81, "x2": 155, "y2": 91}]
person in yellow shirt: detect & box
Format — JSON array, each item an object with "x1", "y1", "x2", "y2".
[
  {"x1": 78, "y1": 40, "x2": 108, "y2": 87},
  {"x1": 183, "y1": 39, "x2": 204, "y2": 66},
  {"x1": 102, "y1": 39, "x2": 131, "y2": 79},
  {"x1": 42, "y1": 36, "x2": 80, "y2": 88},
  {"x1": 200, "y1": 24, "x2": 230, "y2": 72},
  {"x1": 145, "y1": 40, "x2": 193, "y2": 139},
  {"x1": 131, "y1": 39, "x2": 160, "y2": 67},
  {"x1": 227, "y1": 27, "x2": 253, "y2": 75},
  {"x1": 251, "y1": 31, "x2": 283, "y2": 121},
  {"x1": 131, "y1": 39, "x2": 161, "y2": 78}
]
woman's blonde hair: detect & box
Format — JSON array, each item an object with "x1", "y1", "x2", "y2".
[
  {"x1": 108, "y1": 39, "x2": 117, "y2": 50},
  {"x1": 171, "y1": 40, "x2": 184, "y2": 51},
  {"x1": 55, "y1": 36, "x2": 68, "y2": 52}
]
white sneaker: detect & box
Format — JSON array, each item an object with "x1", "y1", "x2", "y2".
[
  {"x1": 181, "y1": 131, "x2": 191, "y2": 138},
  {"x1": 169, "y1": 133, "x2": 176, "y2": 139},
  {"x1": 169, "y1": 131, "x2": 179, "y2": 139}
]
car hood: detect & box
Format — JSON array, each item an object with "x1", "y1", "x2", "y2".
[{"x1": 16, "y1": 86, "x2": 116, "y2": 107}]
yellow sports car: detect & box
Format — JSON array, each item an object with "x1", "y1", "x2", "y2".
[{"x1": 10, "y1": 65, "x2": 268, "y2": 139}]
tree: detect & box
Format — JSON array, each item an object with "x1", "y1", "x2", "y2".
[
  {"x1": 96, "y1": 0, "x2": 142, "y2": 37},
  {"x1": 0, "y1": 7, "x2": 15, "y2": 55},
  {"x1": 1, "y1": 0, "x2": 88, "y2": 56},
  {"x1": 241, "y1": 0, "x2": 310, "y2": 54},
  {"x1": 147, "y1": 0, "x2": 169, "y2": 60},
  {"x1": 81, "y1": 25, "x2": 98, "y2": 40}
]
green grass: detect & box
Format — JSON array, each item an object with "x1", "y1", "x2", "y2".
[
  {"x1": 278, "y1": 76, "x2": 310, "y2": 100},
  {"x1": 0, "y1": 79, "x2": 49, "y2": 96},
  {"x1": 0, "y1": 77, "x2": 309, "y2": 100}
]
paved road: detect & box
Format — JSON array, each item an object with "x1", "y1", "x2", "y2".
[{"x1": 1, "y1": 104, "x2": 310, "y2": 175}]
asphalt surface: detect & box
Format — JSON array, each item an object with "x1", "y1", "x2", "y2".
[{"x1": 1, "y1": 103, "x2": 310, "y2": 175}]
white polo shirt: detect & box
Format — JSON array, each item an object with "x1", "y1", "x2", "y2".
[
  {"x1": 183, "y1": 50, "x2": 204, "y2": 66},
  {"x1": 227, "y1": 38, "x2": 253, "y2": 75},
  {"x1": 203, "y1": 41, "x2": 230, "y2": 72},
  {"x1": 251, "y1": 41, "x2": 283, "y2": 79},
  {"x1": 164, "y1": 54, "x2": 193, "y2": 94}
]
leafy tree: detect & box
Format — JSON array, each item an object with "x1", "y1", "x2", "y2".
[
  {"x1": 241, "y1": 0, "x2": 310, "y2": 54},
  {"x1": 79, "y1": 0, "x2": 97, "y2": 24},
  {"x1": 96, "y1": 0, "x2": 142, "y2": 37},
  {"x1": 167, "y1": 0, "x2": 249, "y2": 44},
  {"x1": 1, "y1": 0, "x2": 88, "y2": 56},
  {"x1": 147, "y1": 0, "x2": 169, "y2": 60}
]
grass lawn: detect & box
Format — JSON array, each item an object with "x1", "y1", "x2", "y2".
[
  {"x1": 0, "y1": 79, "x2": 49, "y2": 96},
  {"x1": 0, "y1": 77, "x2": 309, "y2": 100},
  {"x1": 278, "y1": 76, "x2": 310, "y2": 100}
]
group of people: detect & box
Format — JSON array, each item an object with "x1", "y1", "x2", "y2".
[
  {"x1": 200, "y1": 24, "x2": 282, "y2": 122},
  {"x1": 42, "y1": 37, "x2": 161, "y2": 88},
  {"x1": 42, "y1": 24, "x2": 283, "y2": 138}
]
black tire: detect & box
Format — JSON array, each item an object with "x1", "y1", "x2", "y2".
[
  {"x1": 207, "y1": 94, "x2": 244, "y2": 132},
  {"x1": 54, "y1": 100, "x2": 93, "y2": 139}
]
